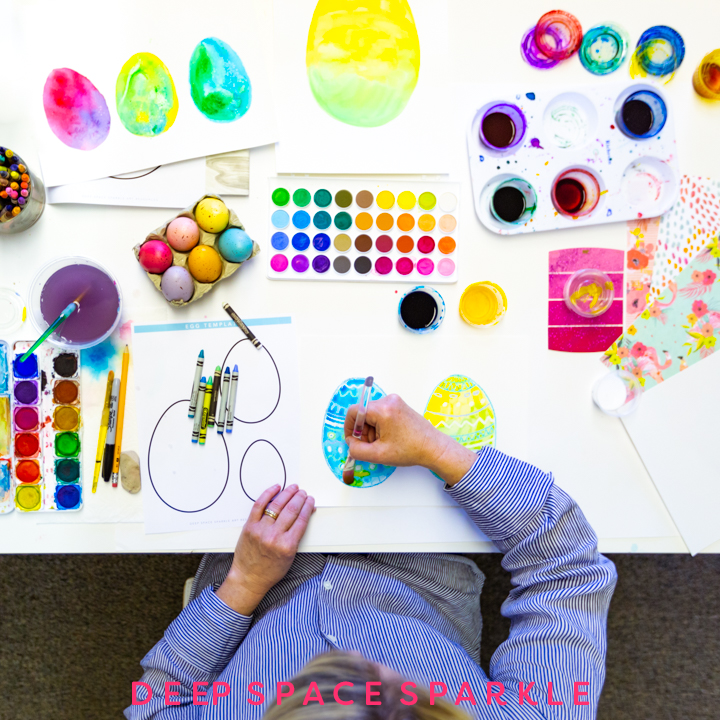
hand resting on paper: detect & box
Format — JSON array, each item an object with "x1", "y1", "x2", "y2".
[
  {"x1": 216, "y1": 483, "x2": 315, "y2": 615},
  {"x1": 344, "y1": 394, "x2": 476, "y2": 487}
]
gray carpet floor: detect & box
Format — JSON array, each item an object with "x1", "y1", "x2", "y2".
[{"x1": 0, "y1": 553, "x2": 718, "y2": 719}]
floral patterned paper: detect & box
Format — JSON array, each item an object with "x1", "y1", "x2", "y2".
[{"x1": 603, "y1": 237, "x2": 720, "y2": 391}]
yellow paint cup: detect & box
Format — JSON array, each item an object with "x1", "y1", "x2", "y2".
[
  {"x1": 459, "y1": 282, "x2": 507, "y2": 327},
  {"x1": 693, "y1": 50, "x2": 720, "y2": 99}
]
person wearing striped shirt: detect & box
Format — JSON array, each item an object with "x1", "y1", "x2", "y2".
[{"x1": 126, "y1": 393, "x2": 617, "y2": 719}]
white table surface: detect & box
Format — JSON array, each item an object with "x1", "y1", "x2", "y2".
[{"x1": 1, "y1": 0, "x2": 719, "y2": 553}]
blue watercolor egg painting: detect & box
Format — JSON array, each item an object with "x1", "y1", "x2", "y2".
[
  {"x1": 189, "y1": 37, "x2": 252, "y2": 122},
  {"x1": 322, "y1": 377, "x2": 396, "y2": 488}
]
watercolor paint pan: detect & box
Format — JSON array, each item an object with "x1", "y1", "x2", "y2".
[
  {"x1": 467, "y1": 82, "x2": 680, "y2": 235},
  {"x1": 6, "y1": 342, "x2": 83, "y2": 514},
  {"x1": 0, "y1": 340, "x2": 12, "y2": 514},
  {"x1": 267, "y1": 179, "x2": 459, "y2": 284}
]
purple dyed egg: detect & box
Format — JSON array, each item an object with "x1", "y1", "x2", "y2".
[
  {"x1": 160, "y1": 266, "x2": 195, "y2": 302},
  {"x1": 43, "y1": 68, "x2": 111, "y2": 150},
  {"x1": 139, "y1": 240, "x2": 173, "y2": 274}
]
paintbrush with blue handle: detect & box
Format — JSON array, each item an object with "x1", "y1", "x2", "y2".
[{"x1": 20, "y1": 290, "x2": 87, "y2": 362}]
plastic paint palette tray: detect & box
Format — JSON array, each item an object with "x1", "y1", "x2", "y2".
[
  {"x1": 3, "y1": 341, "x2": 83, "y2": 514},
  {"x1": 267, "y1": 179, "x2": 460, "y2": 283},
  {"x1": 467, "y1": 83, "x2": 680, "y2": 235}
]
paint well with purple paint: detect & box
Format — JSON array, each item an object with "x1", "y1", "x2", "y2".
[
  {"x1": 40, "y1": 264, "x2": 120, "y2": 345},
  {"x1": 14, "y1": 381, "x2": 39, "y2": 405}
]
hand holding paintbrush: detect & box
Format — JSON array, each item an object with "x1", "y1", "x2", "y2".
[{"x1": 342, "y1": 377, "x2": 374, "y2": 485}]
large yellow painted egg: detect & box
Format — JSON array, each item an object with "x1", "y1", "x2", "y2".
[
  {"x1": 306, "y1": 0, "x2": 421, "y2": 128},
  {"x1": 423, "y1": 375, "x2": 496, "y2": 452}
]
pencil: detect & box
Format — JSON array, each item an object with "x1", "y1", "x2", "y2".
[
  {"x1": 188, "y1": 350, "x2": 204, "y2": 418},
  {"x1": 111, "y1": 345, "x2": 130, "y2": 488},
  {"x1": 199, "y1": 378, "x2": 212, "y2": 445},
  {"x1": 225, "y1": 365, "x2": 239, "y2": 434},
  {"x1": 216, "y1": 367, "x2": 230, "y2": 434},
  {"x1": 92, "y1": 370, "x2": 114, "y2": 493},
  {"x1": 191, "y1": 377, "x2": 206, "y2": 443},
  {"x1": 208, "y1": 365, "x2": 221, "y2": 428}
]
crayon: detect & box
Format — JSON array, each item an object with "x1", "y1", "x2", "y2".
[
  {"x1": 191, "y1": 377, "x2": 206, "y2": 443},
  {"x1": 216, "y1": 367, "x2": 230, "y2": 434},
  {"x1": 208, "y1": 366, "x2": 221, "y2": 428},
  {"x1": 188, "y1": 350, "x2": 204, "y2": 418},
  {"x1": 225, "y1": 365, "x2": 239, "y2": 434},
  {"x1": 199, "y1": 377, "x2": 212, "y2": 445}
]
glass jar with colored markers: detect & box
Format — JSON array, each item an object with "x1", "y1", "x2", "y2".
[{"x1": 0, "y1": 147, "x2": 45, "y2": 235}]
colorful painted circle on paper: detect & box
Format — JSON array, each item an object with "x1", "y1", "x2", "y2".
[
  {"x1": 189, "y1": 37, "x2": 252, "y2": 122},
  {"x1": 43, "y1": 69, "x2": 111, "y2": 150},
  {"x1": 306, "y1": 0, "x2": 421, "y2": 127},
  {"x1": 322, "y1": 377, "x2": 396, "y2": 488},
  {"x1": 423, "y1": 375, "x2": 496, "y2": 454},
  {"x1": 116, "y1": 53, "x2": 179, "y2": 136}
]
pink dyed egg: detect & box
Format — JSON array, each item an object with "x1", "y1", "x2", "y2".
[
  {"x1": 166, "y1": 216, "x2": 200, "y2": 252},
  {"x1": 138, "y1": 240, "x2": 173, "y2": 274}
]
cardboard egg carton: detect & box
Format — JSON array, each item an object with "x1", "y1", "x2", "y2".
[{"x1": 133, "y1": 194, "x2": 260, "y2": 306}]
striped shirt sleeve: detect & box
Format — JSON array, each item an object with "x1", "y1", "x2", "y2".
[
  {"x1": 125, "y1": 586, "x2": 252, "y2": 719},
  {"x1": 447, "y1": 446, "x2": 617, "y2": 716}
]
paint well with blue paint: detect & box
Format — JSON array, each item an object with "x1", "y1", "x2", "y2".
[
  {"x1": 13, "y1": 353, "x2": 38, "y2": 379},
  {"x1": 271, "y1": 232, "x2": 289, "y2": 250},
  {"x1": 271, "y1": 210, "x2": 289, "y2": 229},
  {"x1": 292, "y1": 233, "x2": 310, "y2": 251},
  {"x1": 292, "y1": 211, "x2": 311, "y2": 229},
  {"x1": 313, "y1": 233, "x2": 331, "y2": 251}
]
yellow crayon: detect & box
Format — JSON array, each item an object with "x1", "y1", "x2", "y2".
[{"x1": 199, "y1": 377, "x2": 212, "y2": 445}]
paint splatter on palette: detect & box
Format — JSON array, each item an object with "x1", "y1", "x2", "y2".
[
  {"x1": 467, "y1": 83, "x2": 680, "y2": 235},
  {"x1": 267, "y1": 179, "x2": 459, "y2": 283},
  {"x1": 0, "y1": 342, "x2": 83, "y2": 514}
]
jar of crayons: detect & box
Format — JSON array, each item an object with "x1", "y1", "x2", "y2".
[{"x1": 0, "y1": 147, "x2": 45, "y2": 235}]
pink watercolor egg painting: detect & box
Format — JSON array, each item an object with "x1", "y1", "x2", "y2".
[{"x1": 42, "y1": 68, "x2": 111, "y2": 151}]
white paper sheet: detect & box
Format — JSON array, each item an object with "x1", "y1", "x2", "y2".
[
  {"x1": 22, "y1": 0, "x2": 277, "y2": 187},
  {"x1": 46, "y1": 159, "x2": 206, "y2": 208},
  {"x1": 273, "y1": 0, "x2": 450, "y2": 174},
  {"x1": 132, "y1": 317, "x2": 301, "y2": 534},
  {"x1": 46, "y1": 150, "x2": 250, "y2": 208},
  {"x1": 622, "y1": 351, "x2": 720, "y2": 555}
]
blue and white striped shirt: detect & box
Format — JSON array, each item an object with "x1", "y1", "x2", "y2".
[{"x1": 126, "y1": 447, "x2": 617, "y2": 719}]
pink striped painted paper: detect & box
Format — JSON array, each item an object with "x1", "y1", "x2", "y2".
[{"x1": 548, "y1": 248, "x2": 624, "y2": 352}]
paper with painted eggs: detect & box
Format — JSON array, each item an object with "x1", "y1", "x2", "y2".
[
  {"x1": 423, "y1": 376, "x2": 496, "y2": 453},
  {"x1": 273, "y1": 0, "x2": 451, "y2": 173},
  {"x1": 19, "y1": 0, "x2": 277, "y2": 187},
  {"x1": 322, "y1": 378, "x2": 397, "y2": 488},
  {"x1": 131, "y1": 317, "x2": 302, "y2": 535}
]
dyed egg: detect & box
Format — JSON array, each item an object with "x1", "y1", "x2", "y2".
[
  {"x1": 161, "y1": 266, "x2": 195, "y2": 302},
  {"x1": 116, "y1": 53, "x2": 178, "y2": 137},
  {"x1": 306, "y1": 0, "x2": 420, "y2": 127},
  {"x1": 166, "y1": 217, "x2": 200, "y2": 252},
  {"x1": 189, "y1": 37, "x2": 252, "y2": 122},
  {"x1": 195, "y1": 197, "x2": 229, "y2": 233},
  {"x1": 43, "y1": 68, "x2": 111, "y2": 150},
  {"x1": 188, "y1": 245, "x2": 223, "y2": 283},
  {"x1": 423, "y1": 375, "x2": 496, "y2": 454},
  {"x1": 138, "y1": 240, "x2": 173, "y2": 274},
  {"x1": 322, "y1": 377, "x2": 396, "y2": 488},
  {"x1": 218, "y1": 227, "x2": 254, "y2": 263}
]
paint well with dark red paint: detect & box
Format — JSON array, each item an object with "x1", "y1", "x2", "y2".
[{"x1": 554, "y1": 179, "x2": 585, "y2": 214}]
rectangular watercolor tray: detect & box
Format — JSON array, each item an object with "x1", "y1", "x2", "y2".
[
  {"x1": 0, "y1": 340, "x2": 11, "y2": 514},
  {"x1": 266, "y1": 178, "x2": 459, "y2": 283},
  {"x1": 467, "y1": 82, "x2": 680, "y2": 235},
  {"x1": 4, "y1": 342, "x2": 83, "y2": 514}
]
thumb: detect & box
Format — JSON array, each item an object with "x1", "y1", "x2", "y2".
[{"x1": 345, "y1": 435, "x2": 386, "y2": 464}]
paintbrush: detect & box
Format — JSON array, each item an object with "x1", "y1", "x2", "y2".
[{"x1": 20, "y1": 290, "x2": 88, "y2": 362}]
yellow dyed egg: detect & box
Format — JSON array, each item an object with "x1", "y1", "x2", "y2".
[
  {"x1": 195, "y1": 198, "x2": 229, "y2": 233},
  {"x1": 423, "y1": 375, "x2": 496, "y2": 453},
  {"x1": 306, "y1": 0, "x2": 420, "y2": 127},
  {"x1": 188, "y1": 245, "x2": 223, "y2": 283}
]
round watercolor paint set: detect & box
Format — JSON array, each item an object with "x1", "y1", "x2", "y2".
[
  {"x1": 5, "y1": 341, "x2": 83, "y2": 513},
  {"x1": 267, "y1": 179, "x2": 460, "y2": 283},
  {"x1": 467, "y1": 82, "x2": 680, "y2": 235}
]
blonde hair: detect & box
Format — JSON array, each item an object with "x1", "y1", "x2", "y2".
[{"x1": 263, "y1": 651, "x2": 472, "y2": 720}]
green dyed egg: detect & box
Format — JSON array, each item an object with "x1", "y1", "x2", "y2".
[
  {"x1": 306, "y1": 0, "x2": 421, "y2": 127},
  {"x1": 116, "y1": 53, "x2": 178, "y2": 136},
  {"x1": 189, "y1": 37, "x2": 252, "y2": 122}
]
